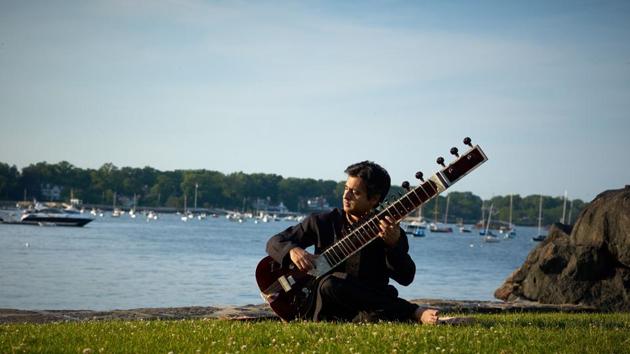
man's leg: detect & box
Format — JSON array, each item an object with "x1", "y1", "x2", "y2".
[{"x1": 317, "y1": 274, "x2": 418, "y2": 322}]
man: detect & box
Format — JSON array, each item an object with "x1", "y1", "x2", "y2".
[{"x1": 266, "y1": 161, "x2": 441, "y2": 323}]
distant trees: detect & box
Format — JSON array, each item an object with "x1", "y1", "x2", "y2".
[
  {"x1": 0, "y1": 162, "x2": 21, "y2": 200},
  {"x1": 0, "y1": 161, "x2": 343, "y2": 213},
  {"x1": 0, "y1": 161, "x2": 587, "y2": 225}
]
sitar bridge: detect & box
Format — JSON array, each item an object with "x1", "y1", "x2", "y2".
[{"x1": 277, "y1": 275, "x2": 296, "y2": 292}]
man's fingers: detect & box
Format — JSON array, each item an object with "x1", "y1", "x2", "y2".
[
  {"x1": 290, "y1": 247, "x2": 316, "y2": 271},
  {"x1": 296, "y1": 254, "x2": 314, "y2": 271}
]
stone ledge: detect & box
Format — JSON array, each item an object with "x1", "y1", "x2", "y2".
[{"x1": 0, "y1": 300, "x2": 598, "y2": 324}]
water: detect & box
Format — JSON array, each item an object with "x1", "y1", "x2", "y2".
[{"x1": 0, "y1": 214, "x2": 543, "y2": 310}]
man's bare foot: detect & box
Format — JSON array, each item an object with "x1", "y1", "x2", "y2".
[
  {"x1": 437, "y1": 316, "x2": 476, "y2": 326},
  {"x1": 415, "y1": 308, "x2": 439, "y2": 325}
]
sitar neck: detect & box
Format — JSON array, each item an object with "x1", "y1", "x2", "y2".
[
  {"x1": 321, "y1": 177, "x2": 443, "y2": 269},
  {"x1": 319, "y1": 143, "x2": 487, "y2": 274}
]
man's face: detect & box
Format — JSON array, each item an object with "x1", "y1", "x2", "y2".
[{"x1": 342, "y1": 176, "x2": 380, "y2": 218}]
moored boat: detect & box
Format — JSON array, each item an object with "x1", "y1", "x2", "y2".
[
  {"x1": 18, "y1": 204, "x2": 94, "y2": 227},
  {"x1": 429, "y1": 224, "x2": 453, "y2": 233},
  {"x1": 404, "y1": 222, "x2": 426, "y2": 237},
  {"x1": 532, "y1": 194, "x2": 546, "y2": 242}
]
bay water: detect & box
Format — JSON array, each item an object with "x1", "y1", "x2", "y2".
[{"x1": 0, "y1": 214, "x2": 543, "y2": 310}]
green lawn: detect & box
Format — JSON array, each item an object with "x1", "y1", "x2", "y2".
[{"x1": 2, "y1": 313, "x2": 629, "y2": 353}]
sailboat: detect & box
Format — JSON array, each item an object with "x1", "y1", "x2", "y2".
[
  {"x1": 532, "y1": 195, "x2": 546, "y2": 241},
  {"x1": 181, "y1": 194, "x2": 191, "y2": 221},
  {"x1": 429, "y1": 195, "x2": 453, "y2": 233},
  {"x1": 482, "y1": 203, "x2": 499, "y2": 242},
  {"x1": 111, "y1": 192, "x2": 121, "y2": 217},
  {"x1": 129, "y1": 194, "x2": 137, "y2": 219},
  {"x1": 403, "y1": 205, "x2": 426, "y2": 237},
  {"x1": 479, "y1": 200, "x2": 489, "y2": 235},
  {"x1": 503, "y1": 194, "x2": 516, "y2": 238}
]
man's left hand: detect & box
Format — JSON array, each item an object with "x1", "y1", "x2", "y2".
[{"x1": 378, "y1": 216, "x2": 400, "y2": 247}]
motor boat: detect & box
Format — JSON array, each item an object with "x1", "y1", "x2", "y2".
[
  {"x1": 19, "y1": 204, "x2": 95, "y2": 227},
  {"x1": 404, "y1": 222, "x2": 426, "y2": 237}
]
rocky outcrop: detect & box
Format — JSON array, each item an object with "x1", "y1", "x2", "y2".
[{"x1": 495, "y1": 186, "x2": 630, "y2": 311}]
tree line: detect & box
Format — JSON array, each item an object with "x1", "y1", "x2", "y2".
[{"x1": 0, "y1": 161, "x2": 587, "y2": 226}]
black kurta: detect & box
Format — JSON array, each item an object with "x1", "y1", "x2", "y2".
[{"x1": 266, "y1": 208, "x2": 419, "y2": 321}]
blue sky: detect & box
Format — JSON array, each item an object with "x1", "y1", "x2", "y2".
[{"x1": 1, "y1": 0, "x2": 629, "y2": 202}]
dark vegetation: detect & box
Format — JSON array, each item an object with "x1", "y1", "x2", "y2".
[{"x1": 0, "y1": 161, "x2": 586, "y2": 225}]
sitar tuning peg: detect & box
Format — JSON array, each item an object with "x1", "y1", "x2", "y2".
[
  {"x1": 415, "y1": 171, "x2": 424, "y2": 182},
  {"x1": 437, "y1": 156, "x2": 445, "y2": 168},
  {"x1": 401, "y1": 181, "x2": 410, "y2": 191},
  {"x1": 450, "y1": 147, "x2": 459, "y2": 158},
  {"x1": 463, "y1": 137, "x2": 473, "y2": 148}
]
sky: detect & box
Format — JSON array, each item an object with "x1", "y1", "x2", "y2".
[{"x1": 1, "y1": 0, "x2": 629, "y2": 202}]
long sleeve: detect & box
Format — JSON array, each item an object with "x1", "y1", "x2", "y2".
[
  {"x1": 266, "y1": 215, "x2": 318, "y2": 267},
  {"x1": 384, "y1": 229, "x2": 416, "y2": 286}
]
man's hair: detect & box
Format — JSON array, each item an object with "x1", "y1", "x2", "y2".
[{"x1": 344, "y1": 161, "x2": 391, "y2": 204}]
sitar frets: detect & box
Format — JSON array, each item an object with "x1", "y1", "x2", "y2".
[{"x1": 321, "y1": 180, "x2": 439, "y2": 267}]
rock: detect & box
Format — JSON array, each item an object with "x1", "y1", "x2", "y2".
[{"x1": 495, "y1": 187, "x2": 630, "y2": 311}]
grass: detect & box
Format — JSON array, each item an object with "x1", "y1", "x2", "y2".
[{"x1": 1, "y1": 313, "x2": 630, "y2": 353}]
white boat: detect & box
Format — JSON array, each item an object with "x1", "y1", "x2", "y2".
[
  {"x1": 404, "y1": 221, "x2": 426, "y2": 237},
  {"x1": 129, "y1": 194, "x2": 137, "y2": 218},
  {"x1": 181, "y1": 195, "x2": 192, "y2": 221},
  {"x1": 19, "y1": 204, "x2": 94, "y2": 227},
  {"x1": 430, "y1": 197, "x2": 452, "y2": 233},
  {"x1": 111, "y1": 193, "x2": 121, "y2": 217},
  {"x1": 483, "y1": 235, "x2": 500, "y2": 243}
]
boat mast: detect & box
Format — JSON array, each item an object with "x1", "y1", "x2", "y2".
[
  {"x1": 561, "y1": 190, "x2": 567, "y2": 224},
  {"x1": 485, "y1": 203, "x2": 493, "y2": 235},
  {"x1": 443, "y1": 194, "x2": 450, "y2": 224},
  {"x1": 194, "y1": 183, "x2": 199, "y2": 211},
  {"x1": 537, "y1": 195, "x2": 543, "y2": 235},
  {"x1": 508, "y1": 194, "x2": 513, "y2": 228},
  {"x1": 480, "y1": 200, "x2": 486, "y2": 227}
]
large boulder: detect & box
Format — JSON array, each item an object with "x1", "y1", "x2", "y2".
[{"x1": 495, "y1": 186, "x2": 630, "y2": 311}]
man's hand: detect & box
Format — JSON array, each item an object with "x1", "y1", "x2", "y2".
[
  {"x1": 378, "y1": 216, "x2": 400, "y2": 247},
  {"x1": 289, "y1": 247, "x2": 316, "y2": 271}
]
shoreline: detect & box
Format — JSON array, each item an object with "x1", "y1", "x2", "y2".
[{"x1": 0, "y1": 299, "x2": 597, "y2": 324}]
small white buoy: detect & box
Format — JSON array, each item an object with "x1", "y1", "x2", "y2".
[
  {"x1": 469, "y1": 244, "x2": 474, "y2": 248},
  {"x1": 25, "y1": 242, "x2": 30, "y2": 248}
]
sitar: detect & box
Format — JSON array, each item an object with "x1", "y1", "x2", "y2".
[{"x1": 255, "y1": 137, "x2": 488, "y2": 321}]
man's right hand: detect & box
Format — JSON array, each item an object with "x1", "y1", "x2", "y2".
[{"x1": 289, "y1": 247, "x2": 316, "y2": 271}]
